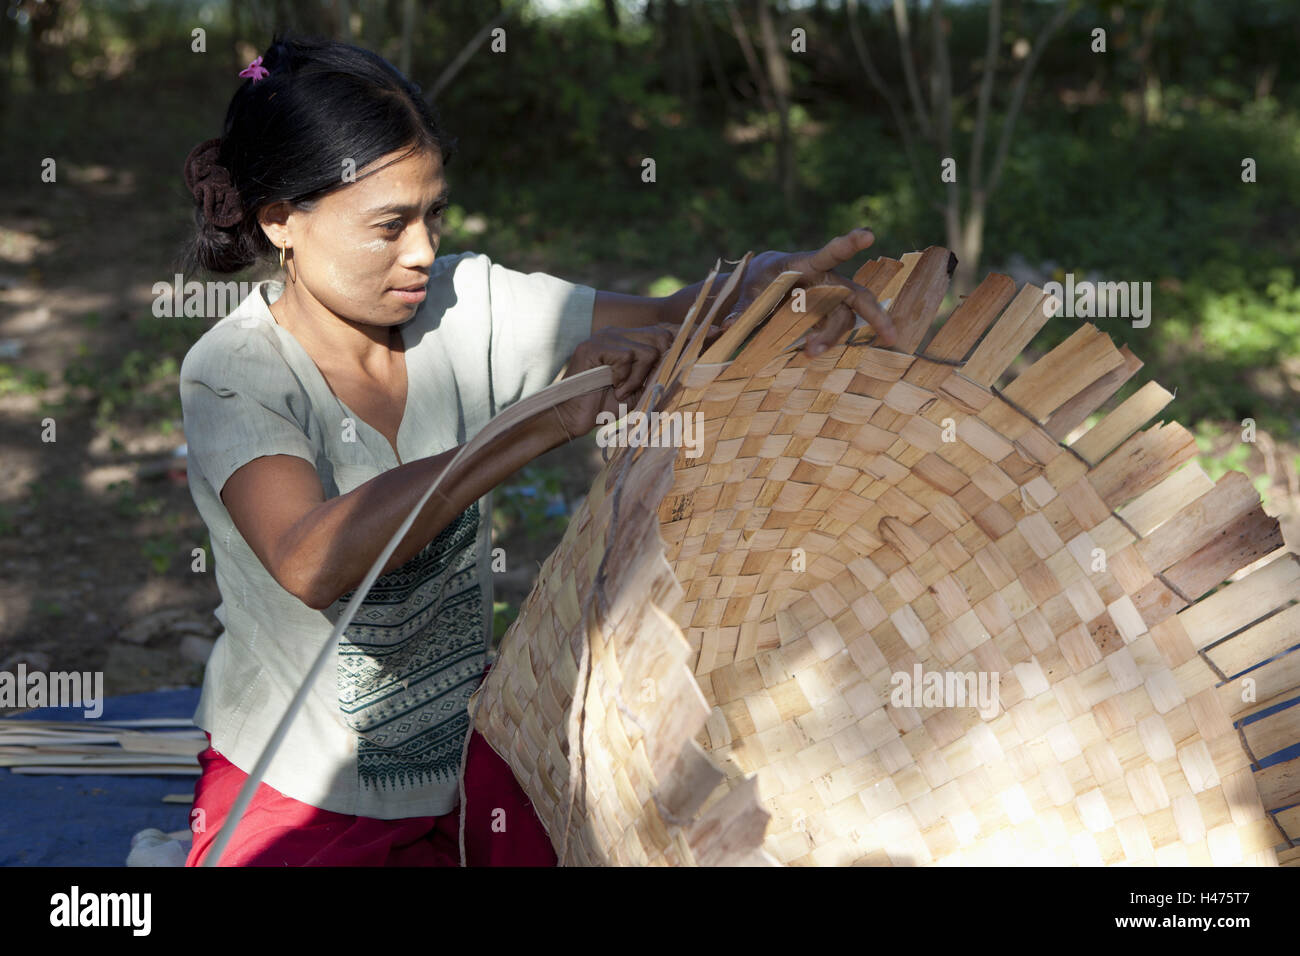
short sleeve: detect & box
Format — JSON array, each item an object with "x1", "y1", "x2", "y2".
[
  {"x1": 180, "y1": 330, "x2": 318, "y2": 496},
  {"x1": 484, "y1": 255, "x2": 596, "y2": 410}
]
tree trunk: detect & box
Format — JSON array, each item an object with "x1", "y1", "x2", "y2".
[
  {"x1": 756, "y1": 0, "x2": 796, "y2": 217},
  {"x1": 28, "y1": 0, "x2": 62, "y2": 91},
  {"x1": 692, "y1": 0, "x2": 736, "y2": 113},
  {"x1": 724, "y1": 0, "x2": 776, "y2": 115},
  {"x1": 952, "y1": 200, "x2": 984, "y2": 297}
]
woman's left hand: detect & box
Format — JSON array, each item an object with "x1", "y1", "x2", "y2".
[{"x1": 723, "y1": 227, "x2": 896, "y2": 353}]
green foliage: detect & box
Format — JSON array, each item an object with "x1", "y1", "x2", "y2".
[
  {"x1": 1194, "y1": 422, "x2": 1273, "y2": 507},
  {"x1": 141, "y1": 535, "x2": 176, "y2": 575},
  {"x1": 34, "y1": 598, "x2": 65, "y2": 619},
  {"x1": 64, "y1": 347, "x2": 183, "y2": 429},
  {"x1": 493, "y1": 600, "x2": 519, "y2": 642},
  {"x1": 0, "y1": 364, "x2": 49, "y2": 396},
  {"x1": 4, "y1": 0, "x2": 1299, "y2": 563}
]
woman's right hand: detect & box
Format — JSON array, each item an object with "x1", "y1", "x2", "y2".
[{"x1": 552, "y1": 326, "x2": 677, "y2": 439}]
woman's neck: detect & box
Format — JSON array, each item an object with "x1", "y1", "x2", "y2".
[{"x1": 268, "y1": 280, "x2": 398, "y2": 376}]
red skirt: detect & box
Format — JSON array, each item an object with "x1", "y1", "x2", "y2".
[{"x1": 185, "y1": 698, "x2": 556, "y2": 867}]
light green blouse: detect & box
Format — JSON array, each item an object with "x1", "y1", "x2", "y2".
[{"x1": 179, "y1": 251, "x2": 595, "y2": 819}]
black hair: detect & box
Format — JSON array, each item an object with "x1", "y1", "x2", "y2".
[{"x1": 182, "y1": 33, "x2": 457, "y2": 275}]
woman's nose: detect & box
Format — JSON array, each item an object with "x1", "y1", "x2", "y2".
[{"x1": 402, "y1": 227, "x2": 437, "y2": 268}]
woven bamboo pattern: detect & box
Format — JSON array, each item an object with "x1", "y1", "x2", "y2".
[{"x1": 470, "y1": 246, "x2": 1300, "y2": 866}]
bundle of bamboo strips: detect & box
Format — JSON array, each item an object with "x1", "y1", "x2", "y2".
[
  {"x1": 0, "y1": 717, "x2": 204, "y2": 775},
  {"x1": 471, "y1": 245, "x2": 1300, "y2": 866}
]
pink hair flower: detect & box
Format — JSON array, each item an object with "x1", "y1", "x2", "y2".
[{"x1": 239, "y1": 56, "x2": 269, "y2": 82}]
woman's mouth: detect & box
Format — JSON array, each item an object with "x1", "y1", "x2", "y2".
[{"x1": 389, "y1": 283, "x2": 427, "y2": 304}]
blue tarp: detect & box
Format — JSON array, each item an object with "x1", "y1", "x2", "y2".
[{"x1": 0, "y1": 688, "x2": 200, "y2": 866}]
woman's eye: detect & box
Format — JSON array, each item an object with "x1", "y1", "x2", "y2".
[{"x1": 382, "y1": 219, "x2": 405, "y2": 233}]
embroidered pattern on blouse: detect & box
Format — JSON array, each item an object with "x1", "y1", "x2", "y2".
[{"x1": 336, "y1": 503, "x2": 485, "y2": 792}]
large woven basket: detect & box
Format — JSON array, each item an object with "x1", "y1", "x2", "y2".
[{"x1": 468, "y1": 247, "x2": 1300, "y2": 866}]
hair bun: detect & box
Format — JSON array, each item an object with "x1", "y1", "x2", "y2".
[{"x1": 183, "y1": 138, "x2": 244, "y2": 228}]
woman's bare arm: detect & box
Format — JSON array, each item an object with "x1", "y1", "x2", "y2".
[{"x1": 221, "y1": 409, "x2": 568, "y2": 610}]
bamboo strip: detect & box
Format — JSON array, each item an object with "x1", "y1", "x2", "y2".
[
  {"x1": 649, "y1": 261, "x2": 719, "y2": 396},
  {"x1": 1045, "y1": 346, "x2": 1144, "y2": 440},
  {"x1": 1255, "y1": 756, "x2": 1300, "y2": 812},
  {"x1": 1000, "y1": 324, "x2": 1126, "y2": 422},
  {"x1": 669, "y1": 252, "x2": 754, "y2": 387},
  {"x1": 1163, "y1": 508, "x2": 1285, "y2": 599},
  {"x1": 854, "y1": 257, "x2": 903, "y2": 298},
  {"x1": 1136, "y1": 472, "x2": 1261, "y2": 574},
  {"x1": 10, "y1": 766, "x2": 200, "y2": 776},
  {"x1": 1070, "y1": 381, "x2": 1175, "y2": 465},
  {"x1": 1088, "y1": 422, "x2": 1199, "y2": 508},
  {"x1": 921, "y1": 272, "x2": 1017, "y2": 363},
  {"x1": 1211, "y1": 639, "x2": 1300, "y2": 702},
  {"x1": 1242, "y1": 702, "x2": 1300, "y2": 763},
  {"x1": 960, "y1": 284, "x2": 1056, "y2": 387},
  {"x1": 884, "y1": 246, "x2": 953, "y2": 354},
  {"x1": 699, "y1": 270, "x2": 803, "y2": 365},
  {"x1": 1117, "y1": 462, "x2": 1215, "y2": 537},
  {"x1": 877, "y1": 251, "x2": 922, "y2": 304},
  {"x1": 0, "y1": 753, "x2": 197, "y2": 767},
  {"x1": 1178, "y1": 554, "x2": 1300, "y2": 650},
  {"x1": 720, "y1": 286, "x2": 850, "y2": 381}
]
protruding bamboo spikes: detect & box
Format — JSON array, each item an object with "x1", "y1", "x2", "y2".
[
  {"x1": 881, "y1": 246, "x2": 953, "y2": 355},
  {"x1": 1163, "y1": 507, "x2": 1285, "y2": 599},
  {"x1": 1117, "y1": 461, "x2": 1215, "y2": 536},
  {"x1": 1088, "y1": 421, "x2": 1199, "y2": 507},
  {"x1": 1204, "y1": 603, "x2": 1300, "y2": 679},
  {"x1": 1136, "y1": 471, "x2": 1260, "y2": 574},
  {"x1": 921, "y1": 272, "x2": 1017, "y2": 362},
  {"x1": 698, "y1": 269, "x2": 803, "y2": 365},
  {"x1": 1255, "y1": 756, "x2": 1300, "y2": 812},
  {"x1": 1243, "y1": 704, "x2": 1300, "y2": 765},
  {"x1": 960, "y1": 283, "x2": 1057, "y2": 387},
  {"x1": 853, "y1": 256, "x2": 901, "y2": 295},
  {"x1": 1045, "y1": 345, "x2": 1144, "y2": 440},
  {"x1": 1070, "y1": 380, "x2": 1176, "y2": 465},
  {"x1": 719, "y1": 285, "x2": 850, "y2": 381},
  {"x1": 1001, "y1": 324, "x2": 1126, "y2": 422},
  {"x1": 1177, "y1": 553, "x2": 1300, "y2": 650},
  {"x1": 648, "y1": 260, "x2": 720, "y2": 400},
  {"x1": 877, "y1": 251, "x2": 922, "y2": 304},
  {"x1": 666, "y1": 252, "x2": 754, "y2": 389}
]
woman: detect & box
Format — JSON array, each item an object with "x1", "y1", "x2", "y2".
[{"x1": 178, "y1": 34, "x2": 894, "y2": 867}]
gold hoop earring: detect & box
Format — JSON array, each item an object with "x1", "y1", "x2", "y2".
[{"x1": 279, "y1": 241, "x2": 287, "y2": 269}]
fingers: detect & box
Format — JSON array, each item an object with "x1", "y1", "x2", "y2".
[
  {"x1": 589, "y1": 336, "x2": 664, "y2": 402},
  {"x1": 618, "y1": 345, "x2": 660, "y2": 401},
  {"x1": 804, "y1": 302, "x2": 857, "y2": 356},
  {"x1": 795, "y1": 227, "x2": 876, "y2": 276},
  {"x1": 821, "y1": 274, "x2": 896, "y2": 349}
]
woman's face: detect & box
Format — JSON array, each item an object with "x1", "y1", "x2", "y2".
[{"x1": 269, "y1": 146, "x2": 449, "y2": 327}]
